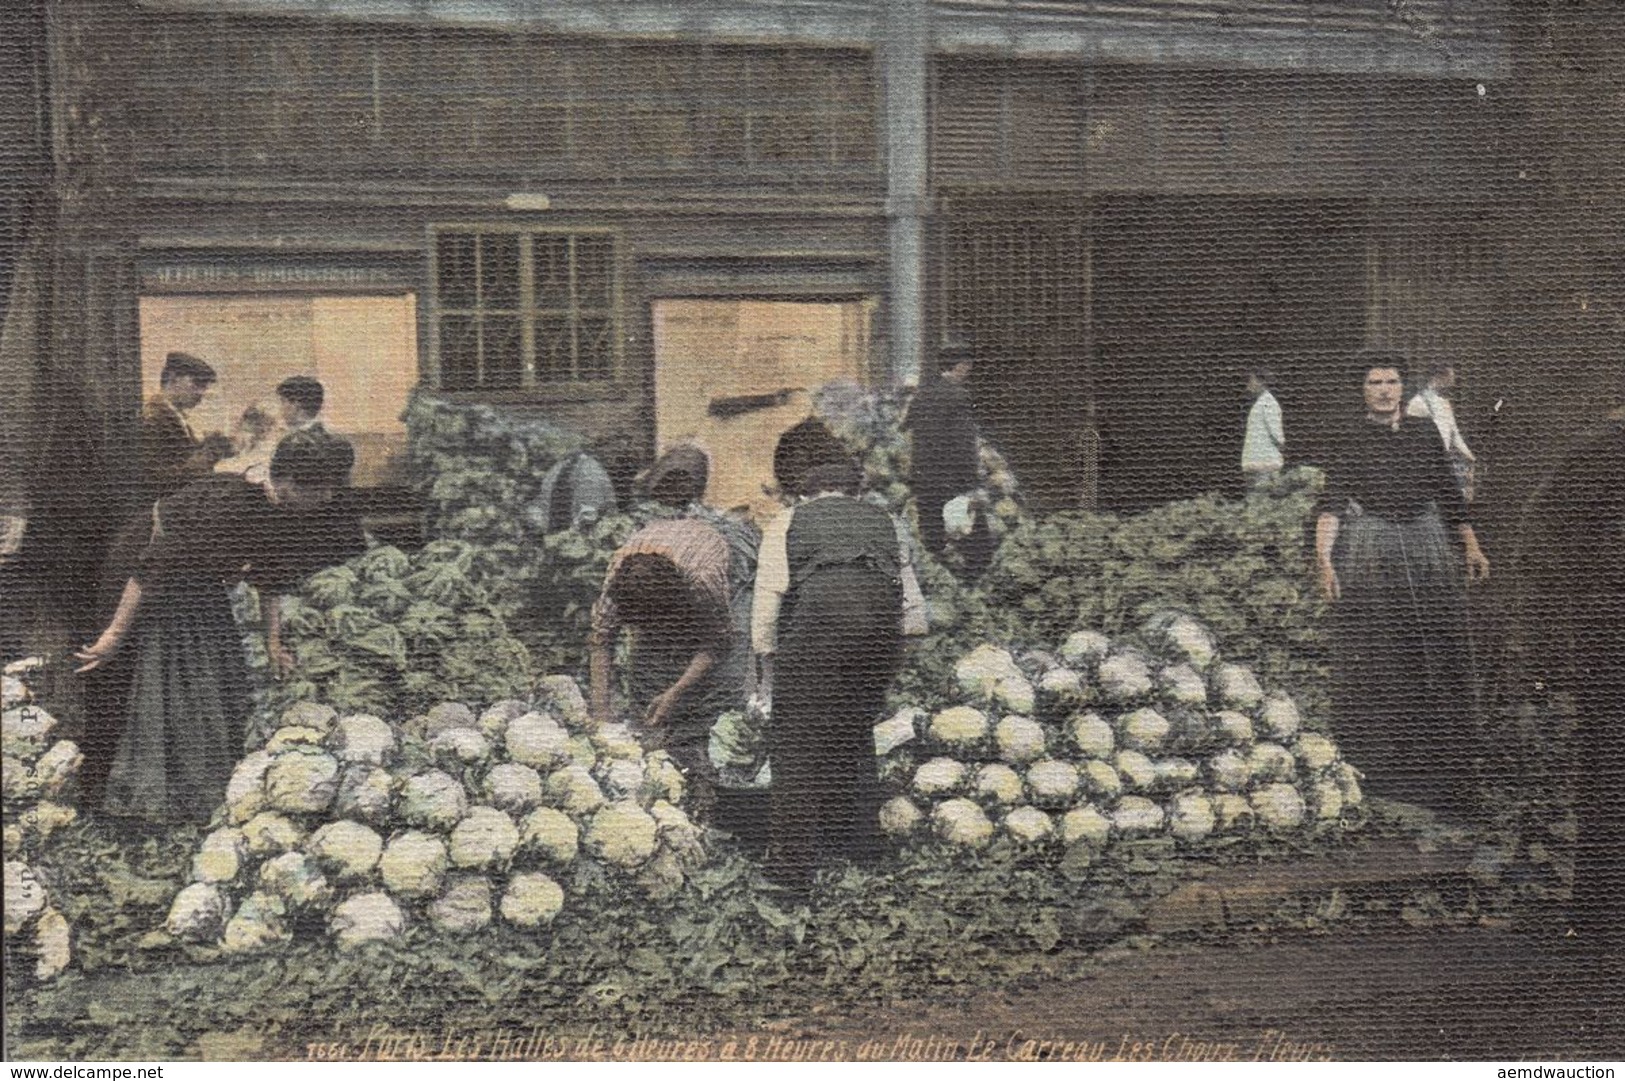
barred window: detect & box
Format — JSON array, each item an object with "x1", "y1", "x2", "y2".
[{"x1": 431, "y1": 227, "x2": 621, "y2": 392}]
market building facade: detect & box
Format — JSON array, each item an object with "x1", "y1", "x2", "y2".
[
  {"x1": 15, "y1": 0, "x2": 1604, "y2": 647},
  {"x1": 5, "y1": 0, "x2": 1516, "y2": 499}
]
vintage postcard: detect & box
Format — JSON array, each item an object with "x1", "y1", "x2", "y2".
[{"x1": 3, "y1": 0, "x2": 1622, "y2": 1065}]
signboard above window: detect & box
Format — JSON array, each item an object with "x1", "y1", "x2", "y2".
[{"x1": 430, "y1": 226, "x2": 623, "y2": 397}]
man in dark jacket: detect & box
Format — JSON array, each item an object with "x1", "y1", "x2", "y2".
[
  {"x1": 902, "y1": 341, "x2": 988, "y2": 573},
  {"x1": 140, "y1": 351, "x2": 231, "y2": 506}
]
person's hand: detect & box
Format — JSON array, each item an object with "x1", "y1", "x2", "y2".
[
  {"x1": 1464, "y1": 545, "x2": 1491, "y2": 584},
  {"x1": 645, "y1": 687, "x2": 681, "y2": 728},
  {"x1": 74, "y1": 633, "x2": 123, "y2": 673},
  {"x1": 1316, "y1": 560, "x2": 1341, "y2": 603}
]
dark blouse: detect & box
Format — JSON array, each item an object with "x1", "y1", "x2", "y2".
[
  {"x1": 1317, "y1": 415, "x2": 1470, "y2": 527},
  {"x1": 902, "y1": 378, "x2": 980, "y2": 493},
  {"x1": 106, "y1": 475, "x2": 366, "y2": 600},
  {"x1": 139, "y1": 396, "x2": 213, "y2": 504}
]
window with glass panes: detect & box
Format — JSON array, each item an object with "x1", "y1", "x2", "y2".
[{"x1": 432, "y1": 228, "x2": 620, "y2": 391}]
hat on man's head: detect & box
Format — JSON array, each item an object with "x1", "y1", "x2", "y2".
[{"x1": 161, "y1": 351, "x2": 217, "y2": 386}]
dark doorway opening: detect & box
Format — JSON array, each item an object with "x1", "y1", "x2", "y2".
[
  {"x1": 940, "y1": 193, "x2": 1091, "y2": 511},
  {"x1": 940, "y1": 193, "x2": 1368, "y2": 513},
  {"x1": 1091, "y1": 196, "x2": 1367, "y2": 511}
]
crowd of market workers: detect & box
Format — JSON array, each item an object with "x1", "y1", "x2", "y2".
[{"x1": 55, "y1": 343, "x2": 1622, "y2": 936}]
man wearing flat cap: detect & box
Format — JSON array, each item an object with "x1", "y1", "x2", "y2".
[{"x1": 140, "y1": 351, "x2": 233, "y2": 506}]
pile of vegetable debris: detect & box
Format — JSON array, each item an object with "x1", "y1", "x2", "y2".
[
  {"x1": 3, "y1": 658, "x2": 80, "y2": 980},
  {"x1": 163, "y1": 678, "x2": 704, "y2": 954},
  {"x1": 403, "y1": 390, "x2": 684, "y2": 675},
  {"x1": 405, "y1": 391, "x2": 584, "y2": 552},
  {"x1": 403, "y1": 391, "x2": 599, "y2": 636},
  {"x1": 249, "y1": 542, "x2": 534, "y2": 729},
  {"x1": 975, "y1": 465, "x2": 1329, "y2": 715},
  {"x1": 8, "y1": 828, "x2": 1179, "y2": 1059}
]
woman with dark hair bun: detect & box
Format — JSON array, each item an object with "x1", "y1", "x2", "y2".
[
  {"x1": 772, "y1": 416, "x2": 851, "y2": 504},
  {"x1": 751, "y1": 451, "x2": 929, "y2": 893},
  {"x1": 1314, "y1": 353, "x2": 1490, "y2": 821},
  {"x1": 75, "y1": 429, "x2": 366, "y2": 823}
]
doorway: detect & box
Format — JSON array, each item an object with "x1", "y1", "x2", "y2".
[
  {"x1": 1091, "y1": 197, "x2": 1366, "y2": 510},
  {"x1": 940, "y1": 195, "x2": 1093, "y2": 511},
  {"x1": 651, "y1": 298, "x2": 873, "y2": 524},
  {"x1": 138, "y1": 294, "x2": 420, "y2": 487}
]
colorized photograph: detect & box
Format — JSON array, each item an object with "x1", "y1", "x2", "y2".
[{"x1": 2, "y1": 0, "x2": 1622, "y2": 1064}]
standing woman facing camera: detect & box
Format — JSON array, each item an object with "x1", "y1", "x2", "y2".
[{"x1": 1314, "y1": 354, "x2": 1490, "y2": 820}]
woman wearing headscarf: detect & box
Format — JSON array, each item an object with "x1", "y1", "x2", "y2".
[
  {"x1": 752, "y1": 455, "x2": 929, "y2": 892},
  {"x1": 1314, "y1": 353, "x2": 1490, "y2": 820},
  {"x1": 75, "y1": 430, "x2": 366, "y2": 823}
]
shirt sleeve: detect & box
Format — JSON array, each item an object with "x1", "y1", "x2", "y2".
[
  {"x1": 751, "y1": 508, "x2": 794, "y2": 655},
  {"x1": 1437, "y1": 400, "x2": 1475, "y2": 461},
  {"x1": 1314, "y1": 429, "x2": 1350, "y2": 521},
  {"x1": 1266, "y1": 396, "x2": 1285, "y2": 449},
  {"x1": 574, "y1": 457, "x2": 618, "y2": 517},
  {"x1": 532, "y1": 459, "x2": 566, "y2": 534},
  {"x1": 1430, "y1": 430, "x2": 1472, "y2": 527},
  {"x1": 894, "y1": 515, "x2": 929, "y2": 637}
]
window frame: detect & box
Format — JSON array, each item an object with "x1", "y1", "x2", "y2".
[{"x1": 427, "y1": 222, "x2": 627, "y2": 401}]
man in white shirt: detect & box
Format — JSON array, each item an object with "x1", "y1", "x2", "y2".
[
  {"x1": 1241, "y1": 367, "x2": 1285, "y2": 488},
  {"x1": 1407, "y1": 362, "x2": 1477, "y2": 502}
]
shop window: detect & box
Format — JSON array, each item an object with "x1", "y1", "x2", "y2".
[{"x1": 430, "y1": 228, "x2": 622, "y2": 393}]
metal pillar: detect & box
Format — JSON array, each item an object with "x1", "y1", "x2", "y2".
[{"x1": 883, "y1": 0, "x2": 928, "y2": 387}]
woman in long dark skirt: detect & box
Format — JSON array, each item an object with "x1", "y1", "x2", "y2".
[
  {"x1": 1314, "y1": 355, "x2": 1491, "y2": 819},
  {"x1": 75, "y1": 431, "x2": 362, "y2": 824},
  {"x1": 752, "y1": 458, "x2": 928, "y2": 892}
]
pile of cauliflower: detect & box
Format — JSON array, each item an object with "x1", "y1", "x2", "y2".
[
  {"x1": 165, "y1": 675, "x2": 706, "y2": 953},
  {"x1": 3, "y1": 657, "x2": 80, "y2": 980},
  {"x1": 873, "y1": 611, "x2": 1363, "y2": 854}
]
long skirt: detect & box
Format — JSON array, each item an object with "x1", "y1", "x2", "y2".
[
  {"x1": 628, "y1": 595, "x2": 751, "y2": 787},
  {"x1": 1330, "y1": 504, "x2": 1477, "y2": 817},
  {"x1": 766, "y1": 565, "x2": 900, "y2": 890},
  {"x1": 80, "y1": 511, "x2": 159, "y2": 801},
  {"x1": 101, "y1": 581, "x2": 250, "y2": 824}
]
